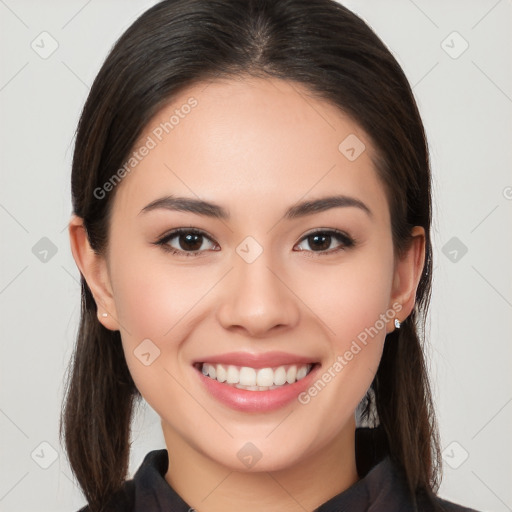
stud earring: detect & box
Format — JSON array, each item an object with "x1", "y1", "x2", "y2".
[
  {"x1": 394, "y1": 318, "x2": 401, "y2": 329},
  {"x1": 101, "y1": 312, "x2": 108, "y2": 318}
]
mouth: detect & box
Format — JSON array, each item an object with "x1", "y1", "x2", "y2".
[
  {"x1": 191, "y1": 351, "x2": 322, "y2": 412},
  {"x1": 193, "y1": 362, "x2": 318, "y2": 391}
]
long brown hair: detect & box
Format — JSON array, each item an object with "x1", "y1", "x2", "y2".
[{"x1": 60, "y1": 1, "x2": 442, "y2": 510}]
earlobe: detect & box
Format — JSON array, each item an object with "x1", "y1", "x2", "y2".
[
  {"x1": 388, "y1": 226, "x2": 426, "y2": 332},
  {"x1": 68, "y1": 215, "x2": 120, "y2": 331}
]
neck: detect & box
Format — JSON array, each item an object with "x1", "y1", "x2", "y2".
[{"x1": 163, "y1": 418, "x2": 359, "y2": 512}]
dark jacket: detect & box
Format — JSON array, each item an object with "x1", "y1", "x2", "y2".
[{"x1": 77, "y1": 427, "x2": 479, "y2": 511}]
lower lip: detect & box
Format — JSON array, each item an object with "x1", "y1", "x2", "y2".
[{"x1": 195, "y1": 364, "x2": 320, "y2": 412}]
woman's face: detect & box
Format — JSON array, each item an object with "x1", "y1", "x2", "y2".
[{"x1": 98, "y1": 77, "x2": 405, "y2": 471}]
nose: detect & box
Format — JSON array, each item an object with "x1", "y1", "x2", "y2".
[{"x1": 216, "y1": 254, "x2": 300, "y2": 338}]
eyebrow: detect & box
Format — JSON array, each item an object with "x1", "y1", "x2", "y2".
[{"x1": 139, "y1": 194, "x2": 372, "y2": 220}]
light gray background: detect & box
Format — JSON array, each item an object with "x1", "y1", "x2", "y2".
[{"x1": 0, "y1": 1, "x2": 511, "y2": 511}]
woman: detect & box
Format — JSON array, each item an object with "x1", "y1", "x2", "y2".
[{"x1": 60, "y1": 0, "x2": 479, "y2": 510}]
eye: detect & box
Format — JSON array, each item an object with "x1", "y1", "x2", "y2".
[
  {"x1": 294, "y1": 229, "x2": 355, "y2": 256},
  {"x1": 154, "y1": 228, "x2": 218, "y2": 257},
  {"x1": 154, "y1": 227, "x2": 355, "y2": 258}
]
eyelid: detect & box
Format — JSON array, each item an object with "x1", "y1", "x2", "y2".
[{"x1": 299, "y1": 227, "x2": 352, "y2": 240}]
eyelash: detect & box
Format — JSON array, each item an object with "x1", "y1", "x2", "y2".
[{"x1": 153, "y1": 228, "x2": 356, "y2": 258}]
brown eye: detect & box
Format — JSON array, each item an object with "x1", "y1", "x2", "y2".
[
  {"x1": 175, "y1": 232, "x2": 204, "y2": 251},
  {"x1": 295, "y1": 230, "x2": 355, "y2": 254},
  {"x1": 155, "y1": 228, "x2": 217, "y2": 256}
]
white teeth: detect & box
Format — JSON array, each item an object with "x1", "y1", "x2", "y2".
[
  {"x1": 256, "y1": 368, "x2": 274, "y2": 387},
  {"x1": 200, "y1": 362, "x2": 313, "y2": 389},
  {"x1": 239, "y1": 367, "x2": 256, "y2": 386},
  {"x1": 273, "y1": 366, "x2": 287, "y2": 386},
  {"x1": 286, "y1": 365, "x2": 297, "y2": 384},
  {"x1": 216, "y1": 364, "x2": 227, "y2": 383},
  {"x1": 296, "y1": 366, "x2": 308, "y2": 380},
  {"x1": 226, "y1": 365, "x2": 239, "y2": 384}
]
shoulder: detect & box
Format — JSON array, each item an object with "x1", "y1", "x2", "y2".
[
  {"x1": 431, "y1": 495, "x2": 481, "y2": 512},
  {"x1": 74, "y1": 449, "x2": 169, "y2": 512},
  {"x1": 417, "y1": 488, "x2": 481, "y2": 512},
  {"x1": 75, "y1": 479, "x2": 136, "y2": 512}
]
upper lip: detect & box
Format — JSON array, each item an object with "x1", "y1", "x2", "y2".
[{"x1": 194, "y1": 351, "x2": 318, "y2": 369}]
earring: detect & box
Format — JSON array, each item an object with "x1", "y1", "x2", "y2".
[
  {"x1": 394, "y1": 318, "x2": 401, "y2": 329},
  {"x1": 101, "y1": 312, "x2": 108, "y2": 318}
]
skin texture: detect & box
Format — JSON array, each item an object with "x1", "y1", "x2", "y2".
[{"x1": 69, "y1": 77, "x2": 425, "y2": 512}]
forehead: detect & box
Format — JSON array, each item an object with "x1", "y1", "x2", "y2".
[{"x1": 110, "y1": 77, "x2": 387, "y2": 222}]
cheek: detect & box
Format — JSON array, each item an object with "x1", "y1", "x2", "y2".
[
  {"x1": 296, "y1": 247, "x2": 394, "y2": 404},
  {"x1": 108, "y1": 251, "x2": 215, "y2": 407},
  {"x1": 110, "y1": 246, "x2": 215, "y2": 341},
  {"x1": 298, "y1": 250, "x2": 394, "y2": 343},
  {"x1": 294, "y1": 263, "x2": 392, "y2": 420}
]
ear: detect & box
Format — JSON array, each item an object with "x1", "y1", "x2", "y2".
[
  {"x1": 387, "y1": 226, "x2": 426, "y2": 332},
  {"x1": 68, "y1": 215, "x2": 120, "y2": 331}
]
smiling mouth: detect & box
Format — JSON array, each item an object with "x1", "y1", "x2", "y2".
[{"x1": 193, "y1": 362, "x2": 318, "y2": 391}]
